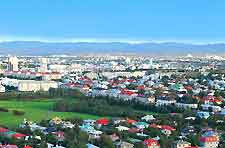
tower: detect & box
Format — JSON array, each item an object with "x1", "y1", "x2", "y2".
[
  {"x1": 8, "y1": 56, "x2": 19, "y2": 71},
  {"x1": 39, "y1": 58, "x2": 48, "y2": 72}
]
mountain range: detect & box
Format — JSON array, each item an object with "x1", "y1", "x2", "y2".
[{"x1": 0, "y1": 41, "x2": 225, "y2": 56}]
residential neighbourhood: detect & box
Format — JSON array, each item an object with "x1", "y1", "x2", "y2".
[{"x1": 0, "y1": 55, "x2": 224, "y2": 147}]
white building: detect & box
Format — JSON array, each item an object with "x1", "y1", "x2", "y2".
[
  {"x1": 8, "y1": 56, "x2": 19, "y2": 71},
  {"x1": 18, "y1": 80, "x2": 58, "y2": 92},
  {"x1": 0, "y1": 84, "x2": 5, "y2": 92},
  {"x1": 39, "y1": 58, "x2": 48, "y2": 72}
]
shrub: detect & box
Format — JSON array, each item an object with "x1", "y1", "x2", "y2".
[
  {"x1": 12, "y1": 110, "x2": 25, "y2": 116},
  {"x1": 0, "y1": 107, "x2": 9, "y2": 112}
]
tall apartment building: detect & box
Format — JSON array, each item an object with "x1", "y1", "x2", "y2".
[
  {"x1": 8, "y1": 56, "x2": 19, "y2": 71},
  {"x1": 38, "y1": 58, "x2": 48, "y2": 72}
]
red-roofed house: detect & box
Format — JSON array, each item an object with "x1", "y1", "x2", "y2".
[
  {"x1": 200, "y1": 136, "x2": 219, "y2": 148},
  {"x1": 52, "y1": 131, "x2": 65, "y2": 141},
  {"x1": 11, "y1": 133, "x2": 26, "y2": 139},
  {"x1": 0, "y1": 127, "x2": 9, "y2": 133},
  {"x1": 161, "y1": 125, "x2": 176, "y2": 131},
  {"x1": 144, "y1": 139, "x2": 160, "y2": 148},
  {"x1": 24, "y1": 145, "x2": 32, "y2": 148},
  {"x1": 127, "y1": 119, "x2": 137, "y2": 124},
  {"x1": 96, "y1": 118, "x2": 109, "y2": 126},
  {"x1": 161, "y1": 125, "x2": 176, "y2": 136}
]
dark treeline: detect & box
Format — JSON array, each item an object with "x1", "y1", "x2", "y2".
[
  {"x1": 53, "y1": 94, "x2": 192, "y2": 118},
  {"x1": 53, "y1": 98, "x2": 143, "y2": 118},
  {"x1": 1, "y1": 87, "x2": 189, "y2": 115},
  {"x1": 90, "y1": 95, "x2": 189, "y2": 114},
  {"x1": 0, "y1": 88, "x2": 84, "y2": 100}
]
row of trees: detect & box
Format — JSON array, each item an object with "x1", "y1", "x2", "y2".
[
  {"x1": 0, "y1": 88, "x2": 84, "y2": 100},
  {"x1": 53, "y1": 98, "x2": 143, "y2": 118}
]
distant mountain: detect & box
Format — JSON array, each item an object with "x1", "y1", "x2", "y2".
[{"x1": 0, "y1": 41, "x2": 225, "y2": 56}]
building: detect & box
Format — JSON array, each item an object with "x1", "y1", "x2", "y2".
[
  {"x1": 38, "y1": 58, "x2": 48, "y2": 72},
  {"x1": 0, "y1": 84, "x2": 5, "y2": 93},
  {"x1": 8, "y1": 56, "x2": 19, "y2": 71},
  {"x1": 144, "y1": 139, "x2": 160, "y2": 148},
  {"x1": 115, "y1": 141, "x2": 134, "y2": 148},
  {"x1": 86, "y1": 144, "x2": 100, "y2": 148},
  {"x1": 172, "y1": 140, "x2": 191, "y2": 148},
  {"x1": 18, "y1": 80, "x2": 58, "y2": 92},
  {"x1": 200, "y1": 136, "x2": 219, "y2": 148},
  {"x1": 197, "y1": 111, "x2": 210, "y2": 119},
  {"x1": 200, "y1": 130, "x2": 220, "y2": 148}
]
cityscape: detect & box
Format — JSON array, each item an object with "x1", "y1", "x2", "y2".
[
  {"x1": 0, "y1": 1, "x2": 225, "y2": 148},
  {"x1": 0, "y1": 54, "x2": 224, "y2": 148}
]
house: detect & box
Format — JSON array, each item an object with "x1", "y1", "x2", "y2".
[
  {"x1": 83, "y1": 119, "x2": 96, "y2": 126},
  {"x1": 181, "y1": 126, "x2": 196, "y2": 136},
  {"x1": 221, "y1": 108, "x2": 225, "y2": 115},
  {"x1": 116, "y1": 125, "x2": 130, "y2": 131},
  {"x1": 115, "y1": 141, "x2": 134, "y2": 148},
  {"x1": 136, "y1": 133, "x2": 149, "y2": 137},
  {"x1": 0, "y1": 145, "x2": 18, "y2": 148},
  {"x1": 52, "y1": 131, "x2": 65, "y2": 141},
  {"x1": 144, "y1": 139, "x2": 160, "y2": 148},
  {"x1": 20, "y1": 119, "x2": 46, "y2": 132},
  {"x1": 86, "y1": 144, "x2": 100, "y2": 148},
  {"x1": 44, "y1": 127, "x2": 57, "y2": 133},
  {"x1": 148, "y1": 96, "x2": 156, "y2": 103},
  {"x1": 17, "y1": 80, "x2": 58, "y2": 92},
  {"x1": 88, "y1": 130, "x2": 103, "y2": 140},
  {"x1": 172, "y1": 140, "x2": 191, "y2": 148},
  {"x1": 112, "y1": 118, "x2": 125, "y2": 125},
  {"x1": 109, "y1": 133, "x2": 120, "y2": 142},
  {"x1": 24, "y1": 145, "x2": 32, "y2": 148},
  {"x1": 96, "y1": 118, "x2": 109, "y2": 126},
  {"x1": 11, "y1": 133, "x2": 26, "y2": 139},
  {"x1": 175, "y1": 103, "x2": 198, "y2": 109},
  {"x1": 47, "y1": 143, "x2": 65, "y2": 148},
  {"x1": 0, "y1": 127, "x2": 26, "y2": 140},
  {"x1": 79, "y1": 124, "x2": 95, "y2": 133},
  {"x1": 141, "y1": 115, "x2": 155, "y2": 122},
  {"x1": 133, "y1": 122, "x2": 149, "y2": 129},
  {"x1": 160, "y1": 125, "x2": 176, "y2": 136},
  {"x1": 61, "y1": 121, "x2": 75, "y2": 129},
  {"x1": 156, "y1": 97, "x2": 176, "y2": 106},
  {"x1": 197, "y1": 111, "x2": 210, "y2": 119},
  {"x1": 149, "y1": 124, "x2": 176, "y2": 136},
  {"x1": 201, "y1": 104, "x2": 221, "y2": 112},
  {"x1": 0, "y1": 84, "x2": 5, "y2": 93},
  {"x1": 128, "y1": 128, "x2": 141, "y2": 133},
  {"x1": 49, "y1": 117, "x2": 63, "y2": 125},
  {"x1": 0, "y1": 127, "x2": 9, "y2": 134},
  {"x1": 127, "y1": 119, "x2": 137, "y2": 124},
  {"x1": 200, "y1": 136, "x2": 219, "y2": 148}
]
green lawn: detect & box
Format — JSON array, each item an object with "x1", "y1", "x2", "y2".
[{"x1": 0, "y1": 99, "x2": 100, "y2": 128}]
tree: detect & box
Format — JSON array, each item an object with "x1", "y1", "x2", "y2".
[
  {"x1": 187, "y1": 134, "x2": 201, "y2": 146},
  {"x1": 65, "y1": 126, "x2": 88, "y2": 148},
  {"x1": 134, "y1": 142, "x2": 144, "y2": 148},
  {"x1": 99, "y1": 134, "x2": 115, "y2": 148},
  {"x1": 39, "y1": 141, "x2": 48, "y2": 148}
]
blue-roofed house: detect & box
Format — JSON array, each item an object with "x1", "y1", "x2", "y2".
[
  {"x1": 197, "y1": 111, "x2": 210, "y2": 119},
  {"x1": 86, "y1": 143, "x2": 100, "y2": 148}
]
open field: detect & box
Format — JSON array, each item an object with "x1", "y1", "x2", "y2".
[{"x1": 0, "y1": 99, "x2": 100, "y2": 128}]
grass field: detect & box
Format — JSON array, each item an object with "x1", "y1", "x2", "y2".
[{"x1": 0, "y1": 99, "x2": 100, "y2": 128}]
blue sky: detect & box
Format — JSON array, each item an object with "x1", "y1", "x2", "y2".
[{"x1": 0, "y1": 0, "x2": 224, "y2": 43}]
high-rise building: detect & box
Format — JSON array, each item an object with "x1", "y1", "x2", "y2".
[
  {"x1": 8, "y1": 56, "x2": 19, "y2": 71},
  {"x1": 39, "y1": 58, "x2": 48, "y2": 72}
]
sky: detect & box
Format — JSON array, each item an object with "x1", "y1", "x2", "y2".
[{"x1": 0, "y1": 0, "x2": 224, "y2": 43}]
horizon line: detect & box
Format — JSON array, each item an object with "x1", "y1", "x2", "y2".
[{"x1": 0, "y1": 36, "x2": 225, "y2": 45}]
